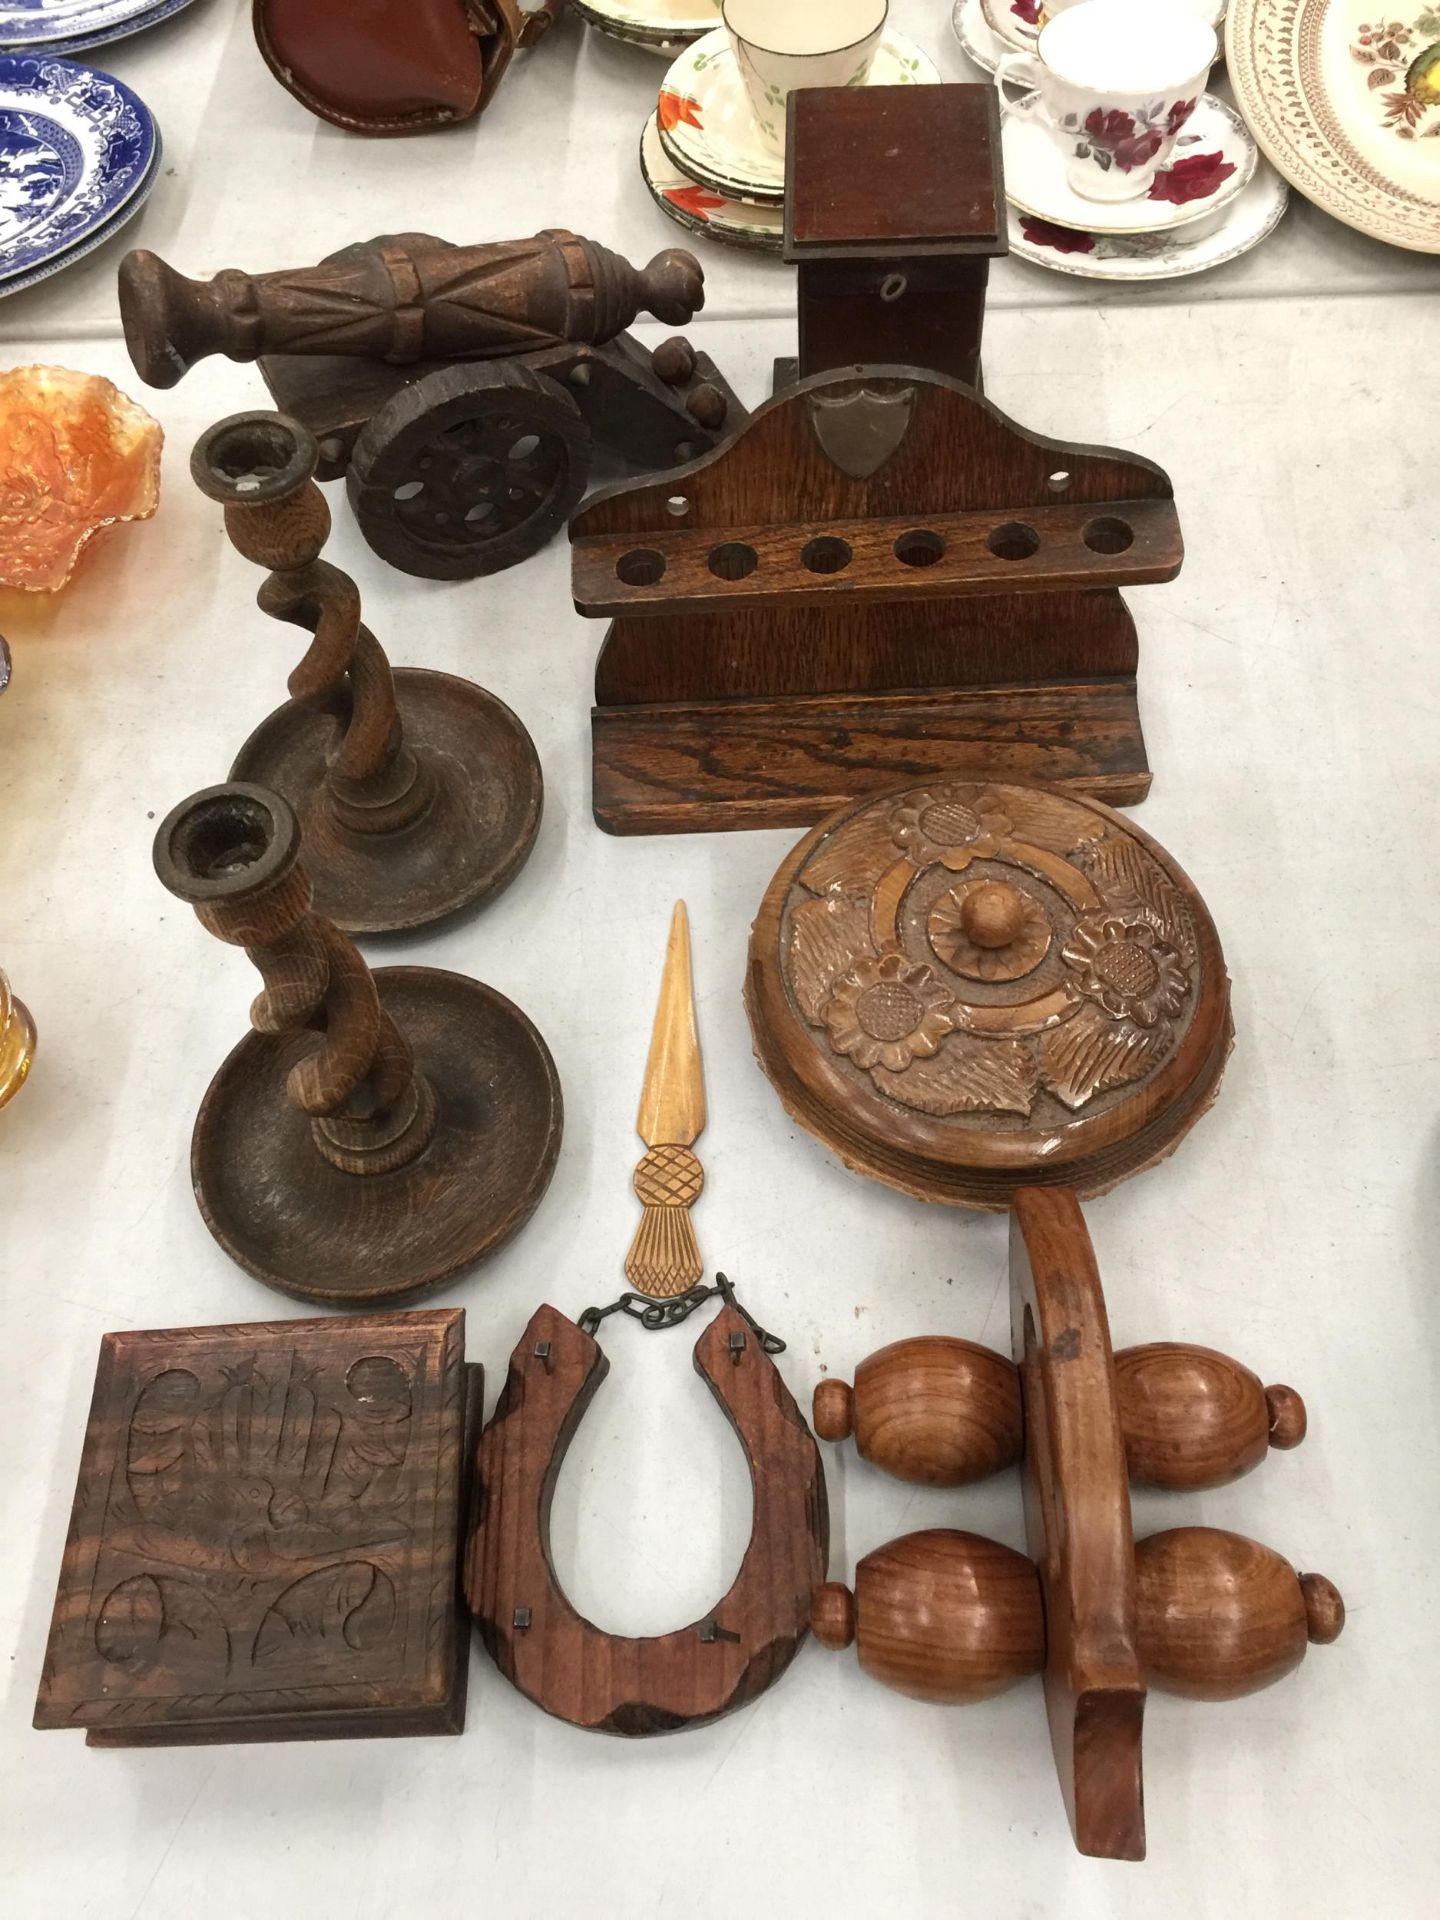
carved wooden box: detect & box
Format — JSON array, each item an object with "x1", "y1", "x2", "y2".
[{"x1": 35, "y1": 1311, "x2": 478, "y2": 1746}]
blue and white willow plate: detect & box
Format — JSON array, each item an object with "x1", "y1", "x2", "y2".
[
  {"x1": 1, "y1": 0, "x2": 204, "y2": 54},
  {"x1": 1, "y1": 121, "x2": 158, "y2": 296},
  {"x1": 0, "y1": 0, "x2": 159, "y2": 47},
  {"x1": 0, "y1": 53, "x2": 155, "y2": 280}
]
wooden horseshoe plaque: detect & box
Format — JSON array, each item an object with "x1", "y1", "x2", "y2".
[{"x1": 465, "y1": 1300, "x2": 828, "y2": 1734}]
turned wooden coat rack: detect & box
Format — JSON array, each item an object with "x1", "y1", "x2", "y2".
[{"x1": 811, "y1": 1189, "x2": 1344, "y2": 1861}]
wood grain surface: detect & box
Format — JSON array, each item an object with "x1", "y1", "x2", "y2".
[
  {"x1": 1010, "y1": 1187, "x2": 1147, "y2": 1861},
  {"x1": 465, "y1": 1303, "x2": 828, "y2": 1735},
  {"x1": 35, "y1": 1312, "x2": 477, "y2": 1747},
  {"x1": 745, "y1": 779, "x2": 1232, "y2": 1209}
]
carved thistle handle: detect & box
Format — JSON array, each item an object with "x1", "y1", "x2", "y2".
[
  {"x1": 120, "y1": 232, "x2": 705, "y2": 387},
  {"x1": 153, "y1": 783, "x2": 436, "y2": 1175},
  {"x1": 191, "y1": 412, "x2": 429, "y2": 837}
]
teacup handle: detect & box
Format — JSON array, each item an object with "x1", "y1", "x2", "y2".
[{"x1": 994, "y1": 51, "x2": 1044, "y2": 118}]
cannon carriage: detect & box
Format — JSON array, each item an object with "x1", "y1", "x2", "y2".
[{"x1": 118, "y1": 229, "x2": 744, "y2": 580}]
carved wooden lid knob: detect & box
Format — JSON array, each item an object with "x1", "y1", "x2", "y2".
[
  {"x1": 1301, "y1": 1572, "x2": 1345, "y2": 1644},
  {"x1": 1265, "y1": 1384, "x2": 1307, "y2": 1450},
  {"x1": 813, "y1": 1378, "x2": 854, "y2": 1442},
  {"x1": 959, "y1": 880, "x2": 1026, "y2": 950},
  {"x1": 812, "y1": 1582, "x2": 856, "y2": 1650}
]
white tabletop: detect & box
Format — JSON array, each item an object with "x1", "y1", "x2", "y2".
[{"x1": 2, "y1": 3, "x2": 1438, "y2": 1917}]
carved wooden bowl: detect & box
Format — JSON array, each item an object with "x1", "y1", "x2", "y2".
[{"x1": 745, "y1": 780, "x2": 1232, "y2": 1209}]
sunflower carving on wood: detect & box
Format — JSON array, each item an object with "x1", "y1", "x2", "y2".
[{"x1": 784, "y1": 782, "x2": 1203, "y2": 1122}]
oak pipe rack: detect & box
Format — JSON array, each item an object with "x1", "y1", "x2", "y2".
[
  {"x1": 571, "y1": 371, "x2": 1180, "y2": 835},
  {"x1": 811, "y1": 1188, "x2": 1344, "y2": 1861},
  {"x1": 193, "y1": 411, "x2": 543, "y2": 935},
  {"x1": 152, "y1": 781, "x2": 562, "y2": 1304}
]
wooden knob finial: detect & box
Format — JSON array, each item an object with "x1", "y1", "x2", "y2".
[
  {"x1": 828, "y1": 1337, "x2": 1023, "y2": 1487},
  {"x1": 1115, "y1": 1343, "x2": 1306, "y2": 1490},
  {"x1": 1300, "y1": 1572, "x2": 1345, "y2": 1644},
  {"x1": 958, "y1": 879, "x2": 1026, "y2": 949},
  {"x1": 812, "y1": 1378, "x2": 854, "y2": 1442},
  {"x1": 846, "y1": 1530, "x2": 1043, "y2": 1704},
  {"x1": 1265, "y1": 1383, "x2": 1308, "y2": 1449},
  {"x1": 811, "y1": 1582, "x2": 856, "y2": 1650},
  {"x1": 1134, "y1": 1527, "x2": 1339, "y2": 1701}
]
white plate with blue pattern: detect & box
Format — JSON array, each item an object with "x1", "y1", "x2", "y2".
[
  {"x1": 1, "y1": 119, "x2": 158, "y2": 295},
  {"x1": 0, "y1": 52, "x2": 155, "y2": 280},
  {"x1": 0, "y1": 0, "x2": 158, "y2": 46},
  {"x1": 1, "y1": 0, "x2": 204, "y2": 53}
]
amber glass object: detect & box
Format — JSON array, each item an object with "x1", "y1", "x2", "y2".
[
  {"x1": 0, "y1": 971, "x2": 36, "y2": 1109},
  {"x1": 0, "y1": 366, "x2": 162, "y2": 591}
]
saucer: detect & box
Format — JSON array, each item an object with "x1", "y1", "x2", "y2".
[
  {"x1": 640, "y1": 109, "x2": 783, "y2": 252},
  {"x1": 657, "y1": 25, "x2": 940, "y2": 204},
  {"x1": 570, "y1": 0, "x2": 717, "y2": 57},
  {"x1": 1002, "y1": 89, "x2": 1255, "y2": 235},
  {"x1": 952, "y1": 0, "x2": 1002, "y2": 74},
  {"x1": 981, "y1": 0, "x2": 1225, "y2": 56},
  {"x1": 1009, "y1": 154, "x2": 1287, "y2": 279}
]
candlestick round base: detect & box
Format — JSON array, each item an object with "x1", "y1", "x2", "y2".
[
  {"x1": 191, "y1": 966, "x2": 562, "y2": 1304},
  {"x1": 229, "y1": 668, "x2": 542, "y2": 934}
]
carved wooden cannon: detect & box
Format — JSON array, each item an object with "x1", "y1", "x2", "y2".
[{"x1": 118, "y1": 230, "x2": 744, "y2": 580}]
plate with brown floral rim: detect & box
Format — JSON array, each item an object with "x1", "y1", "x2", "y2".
[
  {"x1": 1003, "y1": 89, "x2": 1257, "y2": 233},
  {"x1": 1226, "y1": 0, "x2": 1440, "y2": 250},
  {"x1": 639, "y1": 110, "x2": 784, "y2": 252},
  {"x1": 1010, "y1": 155, "x2": 1289, "y2": 277},
  {"x1": 570, "y1": 0, "x2": 719, "y2": 56}
]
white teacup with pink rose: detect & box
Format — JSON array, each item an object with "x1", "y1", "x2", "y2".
[{"x1": 994, "y1": 0, "x2": 1217, "y2": 202}]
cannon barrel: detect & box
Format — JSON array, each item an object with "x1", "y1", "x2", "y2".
[{"x1": 118, "y1": 230, "x2": 706, "y2": 390}]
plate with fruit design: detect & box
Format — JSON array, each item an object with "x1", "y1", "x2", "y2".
[{"x1": 1226, "y1": 0, "x2": 1440, "y2": 250}]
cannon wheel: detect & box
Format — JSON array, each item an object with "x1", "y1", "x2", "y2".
[{"x1": 347, "y1": 363, "x2": 593, "y2": 580}]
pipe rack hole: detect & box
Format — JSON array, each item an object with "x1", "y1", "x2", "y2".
[
  {"x1": 616, "y1": 548, "x2": 666, "y2": 587},
  {"x1": 708, "y1": 542, "x2": 758, "y2": 581},
  {"x1": 802, "y1": 536, "x2": 852, "y2": 576},
  {"x1": 987, "y1": 521, "x2": 1040, "y2": 562},
  {"x1": 666, "y1": 494, "x2": 690, "y2": 517},
  {"x1": 1047, "y1": 470, "x2": 1071, "y2": 493},
  {"x1": 894, "y1": 529, "x2": 945, "y2": 568},
  {"x1": 1083, "y1": 515, "x2": 1135, "y2": 555}
]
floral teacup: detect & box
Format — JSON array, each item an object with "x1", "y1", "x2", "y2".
[
  {"x1": 722, "y1": 0, "x2": 888, "y2": 157},
  {"x1": 995, "y1": 0, "x2": 1216, "y2": 201}
]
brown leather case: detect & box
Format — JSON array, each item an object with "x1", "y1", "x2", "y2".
[{"x1": 254, "y1": 0, "x2": 562, "y2": 137}]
